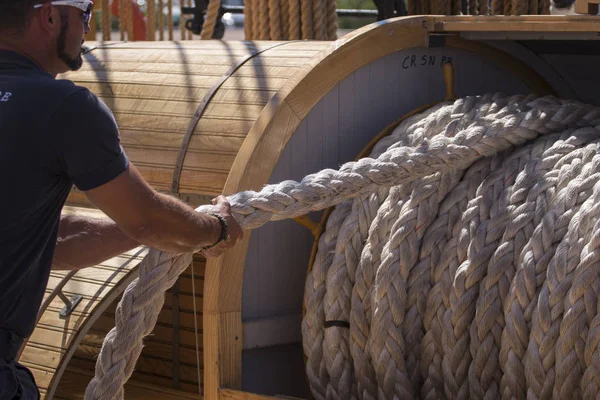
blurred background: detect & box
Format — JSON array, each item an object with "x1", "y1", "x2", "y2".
[{"x1": 88, "y1": 0, "x2": 385, "y2": 41}]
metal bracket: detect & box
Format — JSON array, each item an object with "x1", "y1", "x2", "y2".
[
  {"x1": 293, "y1": 215, "x2": 321, "y2": 239},
  {"x1": 58, "y1": 291, "x2": 83, "y2": 319}
]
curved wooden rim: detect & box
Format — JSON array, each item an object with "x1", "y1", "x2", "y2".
[{"x1": 204, "y1": 15, "x2": 559, "y2": 399}]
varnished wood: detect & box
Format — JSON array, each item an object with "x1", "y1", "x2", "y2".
[
  {"x1": 220, "y1": 389, "x2": 277, "y2": 400},
  {"x1": 575, "y1": 0, "x2": 600, "y2": 14},
  {"x1": 429, "y1": 15, "x2": 600, "y2": 31},
  {"x1": 55, "y1": 367, "x2": 201, "y2": 399}
]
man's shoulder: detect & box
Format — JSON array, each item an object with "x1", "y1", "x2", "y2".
[
  {"x1": 25, "y1": 77, "x2": 98, "y2": 116},
  {"x1": 50, "y1": 80, "x2": 93, "y2": 103},
  {"x1": 48, "y1": 81, "x2": 109, "y2": 117}
]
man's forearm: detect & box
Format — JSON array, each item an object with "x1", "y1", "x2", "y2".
[
  {"x1": 52, "y1": 214, "x2": 140, "y2": 270},
  {"x1": 84, "y1": 164, "x2": 224, "y2": 253},
  {"x1": 131, "y1": 192, "x2": 222, "y2": 253}
]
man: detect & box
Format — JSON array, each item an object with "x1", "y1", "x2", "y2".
[{"x1": 0, "y1": 1, "x2": 244, "y2": 398}]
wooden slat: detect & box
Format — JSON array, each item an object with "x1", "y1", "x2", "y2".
[
  {"x1": 20, "y1": 363, "x2": 55, "y2": 390},
  {"x1": 125, "y1": 147, "x2": 236, "y2": 172},
  {"x1": 78, "y1": 61, "x2": 302, "y2": 79},
  {"x1": 70, "y1": 351, "x2": 203, "y2": 384},
  {"x1": 221, "y1": 389, "x2": 280, "y2": 400},
  {"x1": 430, "y1": 15, "x2": 600, "y2": 32},
  {"x1": 55, "y1": 367, "x2": 201, "y2": 399},
  {"x1": 76, "y1": 339, "x2": 203, "y2": 367},
  {"x1": 82, "y1": 322, "x2": 203, "y2": 349},
  {"x1": 114, "y1": 113, "x2": 257, "y2": 135},
  {"x1": 130, "y1": 164, "x2": 228, "y2": 191},
  {"x1": 81, "y1": 86, "x2": 275, "y2": 106},
  {"x1": 72, "y1": 71, "x2": 288, "y2": 90}
]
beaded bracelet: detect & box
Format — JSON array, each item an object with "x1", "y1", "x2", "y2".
[{"x1": 203, "y1": 213, "x2": 229, "y2": 250}]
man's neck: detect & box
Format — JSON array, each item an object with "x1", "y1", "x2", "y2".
[{"x1": 0, "y1": 37, "x2": 56, "y2": 77}]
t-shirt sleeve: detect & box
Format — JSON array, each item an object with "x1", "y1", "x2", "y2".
[{"x1": 49, "y1": 88, "x2": 129, "y2": 191}]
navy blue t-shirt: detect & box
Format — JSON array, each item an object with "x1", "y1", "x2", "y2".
[{"x1": 0, "y1": 50, "x2": 129, "y2": 339}]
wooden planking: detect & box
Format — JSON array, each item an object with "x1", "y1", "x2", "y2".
[
  {"x1": 73, "y1": 71, "x2": 288, "y2": 90},
  {"x1": 85, "y1": 317, "x2": 203, "y2": 350},
  {"x1": 78, "y1": 62, "x2": 302, "y2": 79},
  {"x1": 70, "y1": 352, "x2": 203, "y2": 384},
  {"x1": 81, "y1": 54, "x2": 318, "y2": 68},
  {"x1": 85, "y1": 45, "x2": 322, "y2": 56},
  {"x1": 55, "y1": 364, "x2": 201, "y2": 398},
  {"x1": 91, "y1": 97, "x2": 267, "y2": 120},
  {"x1": 76, "y1": 83, "x2": 277, "y2": 106},
  {"x1": 21, "y1": 362, "x2": 55, "y2": 390},
  {"x1": 130, "y1": 164, "x2": 228, "y2": 193},
  {"x1": 64, "y1": 257, "x2": 206, "y2": 394},
  {"x1": 204, "y1": 311, "x2": 243, "y2": 399},
  {"x1": 81, "y1": 49, "x2": 323, "y2": 63},
  {"x1": 125, "y1": 147, "x2": 236, "y2": 172},
  {"x1": 118, "y1": 130, "x2": 245, "y2": 153},
  {"x1": 87, "y1": 40, "x2": 321, "y2": 50},
  {"x1": 55, "y1": 368, "x2": 200, "y2": 399},
  {"x1": 221, "y1": 389, "x2": 280, "y2": 400}
]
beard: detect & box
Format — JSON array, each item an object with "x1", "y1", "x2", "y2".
[{"x1": 56, "y1": 17, "x2": 83, "y2": 71}]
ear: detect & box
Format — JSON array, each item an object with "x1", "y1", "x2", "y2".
[{"x1": 38, "y1": 3, "x2": 61, "y2": 35}]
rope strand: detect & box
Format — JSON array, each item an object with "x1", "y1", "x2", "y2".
[{"x1": 200, "y1": 0, "x2": 221, "y2": 40}]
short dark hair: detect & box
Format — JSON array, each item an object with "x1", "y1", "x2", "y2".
[{"x1": 0, "y1": 0, "x2": 40, "y2": 35}]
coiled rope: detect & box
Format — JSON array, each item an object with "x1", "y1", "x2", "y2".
[
  {"x1": 243, "y1": 0, "x2": 337, "y2": 40},
  {"x1": 84, "y1": 93, "x2": 600, "y2": 399},
  {"x1": 302, "y1": 94, "x2": 600, "y2": 400}
]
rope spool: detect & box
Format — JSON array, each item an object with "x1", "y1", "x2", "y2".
[{"x1": 83, "y1": 90, "x2": 600, "y2": 399}]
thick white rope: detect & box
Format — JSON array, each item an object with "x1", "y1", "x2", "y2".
[
  {"x1": 85, "y1": 94, "x2": 600, "y2": 399},
  {"x1": 305, "y1": 97, "x2": 600, "y2": 400}
]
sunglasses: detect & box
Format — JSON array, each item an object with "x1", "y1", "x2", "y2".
[{"x1": 33, "y1": 1, "x2": 94, "y2": 26}]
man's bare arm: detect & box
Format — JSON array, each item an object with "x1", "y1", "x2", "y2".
[
  {"x1": 83, "y1": 162, "x2": 243, "y2": 254},
  {"x1": 52, "y1": 213, "x2": 140, "y2": 270}
]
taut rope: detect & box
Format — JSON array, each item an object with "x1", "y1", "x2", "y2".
[{"x1": 84, "y1": 94, "x2": 600, "y2": 399}]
